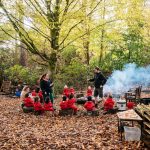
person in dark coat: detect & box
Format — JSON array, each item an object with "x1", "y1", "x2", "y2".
[
  {"x1": 40, "y1": 73, "x2": 54, "y2": 104},
  {"x1": 89, "y1": 67, "x2": 106, "y2": 105}
]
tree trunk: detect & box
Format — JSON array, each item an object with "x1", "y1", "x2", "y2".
[
  {"x1": 18, "y1": 0, "x2": 27, "y2": 66},
  {"x1": 46, "y1": 0, "x2": 61, "y2": 77},
  {"x1": 99, "y1": 28, "x2": 105, "y2": 64},
  {"x1": 82, "y1": 0, "x2": 91, "y2": 66},
  {"x1": 99, "y1": 0, "x2": 106, "y2": 65},
  {"x1": 19, "y1": 42, "x2": 27, "y2": 66}
]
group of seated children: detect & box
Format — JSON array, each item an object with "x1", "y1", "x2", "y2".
[
  {"x1": 60, "y1": 94, "x2": 77, "y2": 114},
  {"x1": 31, "y1": 87, "x2": 44, "y2": 103},
  {"x1": 63, "y1": 85, "x2": 75, "y2": 98},
  {"x1": 102, "y1": 93, "x2": 136, "y2": 114},
  {"x1": 22, "y1": 87, "x2": 54, "y2": 115},
  {"x1": 61, "y1": 85, "x2": 95, "y2": 113},
  {"x1": 22, "y1": 85, "x2": 135, "y2": 116},
  {"x1": 62, "y1": 85, "x2": 107, "y2": 113},
  {"x1": 60, "y1": 94, "x2": 96, "y2": 114}
]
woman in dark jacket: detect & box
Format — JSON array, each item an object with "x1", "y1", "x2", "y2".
[{"x1": 40, "y1": 73, "x2": 54, "y2": 103}]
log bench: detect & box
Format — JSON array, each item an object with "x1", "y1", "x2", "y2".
[
  {"x1": 59, "y1": 109, "x2": 74, "y2": 116},
  {"x1": 22, "y1": 106, "x2": 34, "y2": 113},
  {"x1": 85, "y1": 110, "x2": 99, "y2": 116}
]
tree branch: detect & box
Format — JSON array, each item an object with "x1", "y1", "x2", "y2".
[
  {"x1": 60, "y1": 19, "x2": 118, "y2": 50},
  {"x1": 59, "y1": 0, "x2": 103, "y2": 46}
]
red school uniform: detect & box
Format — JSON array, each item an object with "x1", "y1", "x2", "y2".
[
  {"x1": 63, "y1": 88, "x2": 70, "y2": 97},
  {"x1": 127, "y1": 102, "x2": 135, "y2": 109},
  {"x1": 31, "y1": 91, "x2": 37, "y2": 97},
  {"x1": 60, "y1": 101, "x2": 68, "y2": 110},
  {"x1": 104, "y1": 98, "x2": 114, "y2": 111},
  {"x1": 86, "y1": 89, "x2": 93, "y2": 96},
  {"x1": 38, "y1": 91, "x2": 43, "y2": 100},
  {"x1": 70, "y1": 88, "x2": 75, "y2": 95},
  {"x1": 67, "y1": 98, "x2": 77, "y2": 112},
  {"x1": 34, "y1": 102, "x2": 44, "y2": 112},
  {"x1": 84, "y1": 101, "x2": 95, "y2": 111},
  {"x1": 43, "y1": 102, "x2": 54, "y2": 111},
  {"x1": 24, "y1": 97, "x2": 34, "y2": 107}
]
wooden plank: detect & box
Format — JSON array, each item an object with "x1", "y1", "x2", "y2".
[
  {"x1": 143, "y1": 140, "x2": 150, "y2": 148},
  {"x1": 117, "y1": 109, "x2": 143, "y2": 121},
  {"x1": 144, "y1": 115, "x2": 150, "y2": 122},
  {"x1": 0, "y1": 81, "x2": 11, "y2": 94},
  {"x1": 144, "y1": 122, "x2": 150, "y2": 129},
  {"x1": 144, "y1": 129, "x2": 150, "y2": 135}
]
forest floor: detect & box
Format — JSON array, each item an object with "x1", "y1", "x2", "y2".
[{"x1": 0, "y1": 95, "x2": 148, "y2": 150}]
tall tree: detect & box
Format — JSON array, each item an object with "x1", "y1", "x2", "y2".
[{"x1": 0, "y1": 0, "x2": 102, "y2": 77}]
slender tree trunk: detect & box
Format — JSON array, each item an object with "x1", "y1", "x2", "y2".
[
  {"x1": 82, "y1": 0, "x2": 91, "y2": 66},
  {"x1": 18, "y1": 0, "x2": 27, "y2": 66},
  {"x1": 99, "y1": 0, "x2": 106, "y2": 65},
  {"x1": 99, "y1": 28, "x2": 105, "y2": 64},
  {"x1": 19, "y1": 42, "x2": 27, "y2": 66}
]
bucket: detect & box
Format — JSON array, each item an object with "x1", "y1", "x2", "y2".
[
  {"x1": 117, "y1": 100, "x2": 126, "y2": 111},
  {"x1": 124, "y1": 126, "x2": 141, "y2": 141}
]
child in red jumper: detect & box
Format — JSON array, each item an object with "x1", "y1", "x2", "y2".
[
  {"x1": 104, "y1": 95, "x2": 115, "y2": 111},
  {"x1": 70, "y1": 87, "x2": 75, "y2": 95},
  {"x1": 63, "y1": 85, "x2": 70, "y2": 98},
  {"x1": 86, "y1": 86, "x2": 93, "y2": 97},
  {"x1": 60, "y1": 96, "x2": 68, "y2": 110},
  {"x1": 32, "y1": 87, "x2": 44, "y2": 103},
  {"x1": 22, "y1": 93, "x2": 34, "y2": 113},
  {"x1": 23, "y1": 93, "x2": 34, "y2": 108},
  {"x1": 43, "y1": 97, "x2": 54, "y2": 111},
  {"x1": 67, "y1": 94, "x2": 77, "y2": 113},
  {"x1": 84, "y1": 96, "x2": 95, "y2": 111},
  {"x1": 127, "y1": 102, "x2": 135, "y2": 109},
  {"x1": 34, "y1": 97, "x2": 44, "y2": 115},
  {"x1": 38, "y1": 90, "x2": 44, "y2": 103},
  {"x1": 31, "y1": 90, "x2": 37, "y2": 97}
]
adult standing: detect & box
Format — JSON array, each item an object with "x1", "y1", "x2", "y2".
[
  {"x1": 89, "y1": 66, "x2": 106, "y2": 103},
  {"x1": 40, "y1": 73, "x2": 54, "y2": 104}
]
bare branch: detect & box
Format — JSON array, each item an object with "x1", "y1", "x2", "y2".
[
  {"x1": 59, "y1": 0, "x2": 103, "y2": 45},
  {"x1": 23, "y1": 0, "x2": 50, "y2": 28},
  {"x1": 60, "y1": 19, "x2": 118, "y2": 50}
]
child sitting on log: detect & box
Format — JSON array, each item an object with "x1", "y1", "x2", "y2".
[
  {"x1": 104, "y1": 94, "x2": 115, "y2": 114},
  {"x1": 32, "y1": 87, "x2": 44, "y2": 103},
  {"x1": 33, "y1": 97, "x2": 44, "y2": 115},
  {"x1": 60, "y1": 96, "x2": 68, "y2": 110},
  {"x1": 43, "y1": 97, "x2": 54, "y2": 111},
  {"x1": 70, "y1": 86, "x2": 75, "y2": 95},
  {"x1": 67, "y1": 93, "x2": 77, "y2": 114},
  {"x1": 63, "y1": 85, "x2": 70, "y2": 98},
  {"x1": 86, "y1": 86, "x2": 93, "y2": 97},
  {"x1": 22, "y1": 93, "x2": 34, "y2": 113},
  {"x1": 127, "y1": 101, "x2": 135, "y2": 109},
  {"x1": 84, "y1": 96, "x2": 95, "y2": 111}
]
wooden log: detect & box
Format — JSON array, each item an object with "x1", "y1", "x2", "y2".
[
  {"x1": 59, "y1": 109, "x2": 74, "y2": 116},
  {"x1": 85, "y1": 110, "x2": 99, "y2": 116},
  {"x1": 22, "y1": 107, "x2": 34, "y2": 113}
]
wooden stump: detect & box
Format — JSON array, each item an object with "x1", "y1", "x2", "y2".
[
  {"x1": 76, "y1": 98, "x2": 87, "y2": 105},
  {"x1": 59, "y1": 109, "x2": 74, "y2": 116},
  {"x1": 86, "y1": 110, "x2": 99, "y2": 116},
  {"x1": 22, "y1": 106, "x2": 34, "y2": 113}
]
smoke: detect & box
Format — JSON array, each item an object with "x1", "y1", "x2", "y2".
[{"x1": 104, "y1": 63, "x2": 150, "y2": 94}]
